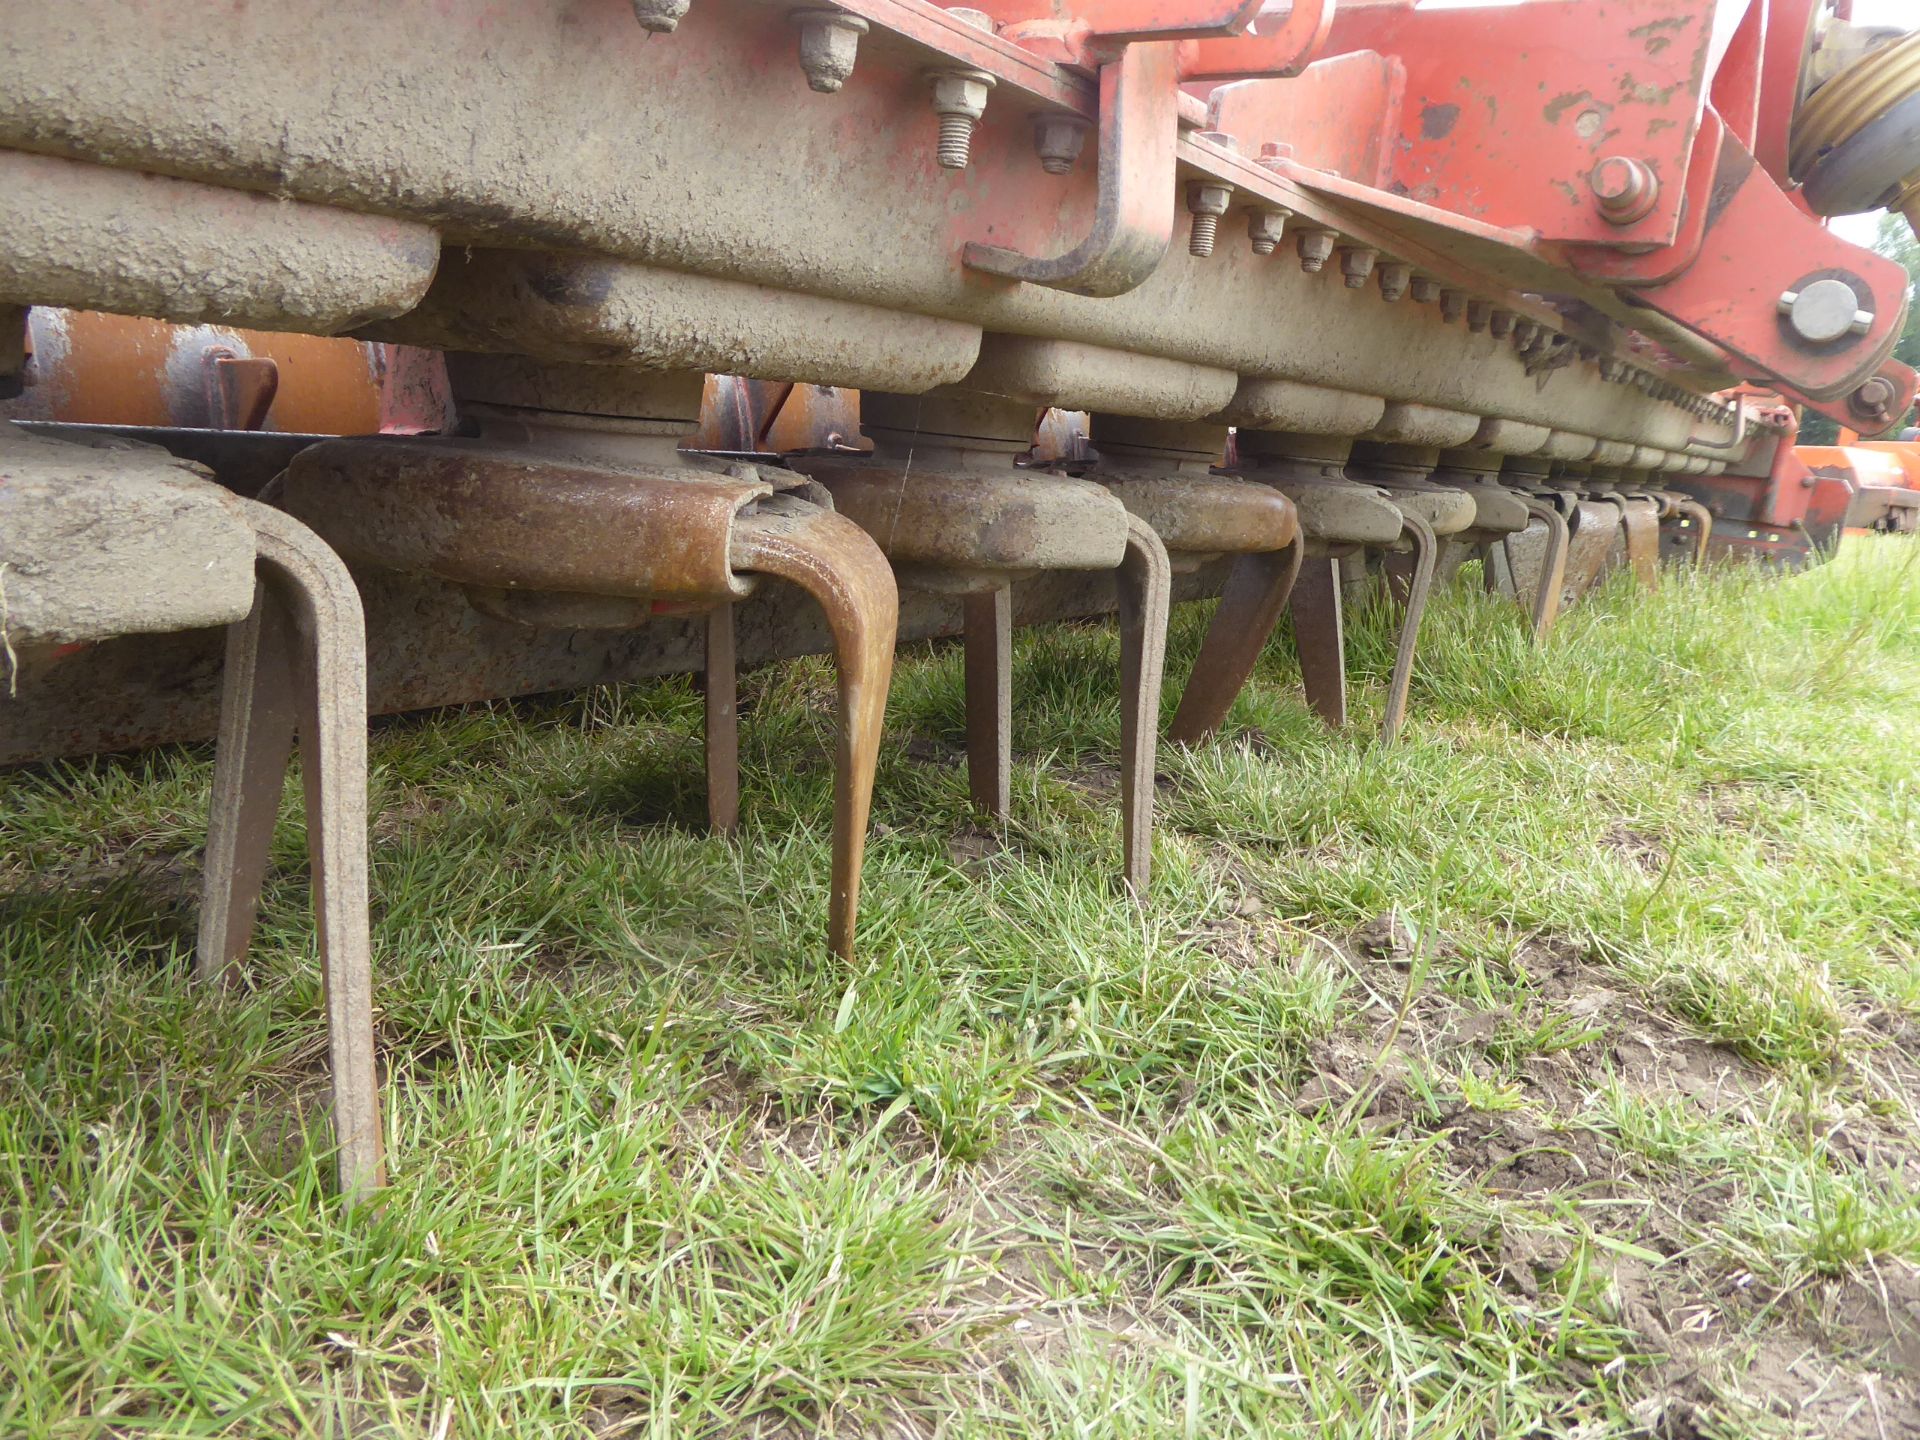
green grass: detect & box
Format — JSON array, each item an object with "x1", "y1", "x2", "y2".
[{"x1": 7, "y1": 539, "x2": 1920, "y2": 1436}]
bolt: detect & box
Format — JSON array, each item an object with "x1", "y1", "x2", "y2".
[
  {"x1": 790, "y1": 9, "x2": 868, "y2": 93},
  {"x1": 1777, "y1": 278, "x2": 1874, "y2": 345},
  {"x1": 1340, "y1": 246, "x2": 1378, "y2": 289},
  {"x1": 1590, "y1": 155, "x2": 1659, "y2": 224},
  {"x1": 1467, "y1": 299, "x2": 1493, "y2": 333},
  {"x1": 1850, "y1": 375, "x2": 1899, "y2": 422},
  {"x1": 1599, "y1": 358, "x2": 1623, "y2": 382},
  {"x1": 1410, "y1": 274, "x2": 1441, "y2": 304},
  {"x1": 1256, "y1": 141, "x2": 1294, "y2": 170},
  {"x1": 927, "y1": 67, "x2": 996, "y2": 169},
  {"x1": 632, "y1": 0, "x2": 691, "y2": 32},
  {"x1": 1247, "y1": 207, "x2": 1291, "y2": 255},
  {"x1": 1378, "y1": 262, "x2": 1412, "y2": 302},
  {"x1": 1296, "y1": 228, "x2": 1337, "y2": 273},
  {"x1": 1439, "y1": 288, "x2": 1466, "y2": 324},
  {"x1": 1187, "y1": 182, "x2": 1233, "y2": 257},
  {"x1": 1032, "y1": 112, "x2": 1091, "y2": 175},
  {"x1": 1489, "y1": 309, "x2": 1516, "y2": 339},
  {"x1": 1512, "y1": 319, "x2": 1540, "y2": 349}
]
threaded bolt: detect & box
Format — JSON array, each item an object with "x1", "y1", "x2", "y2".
[
  {"x1": 1186, "y1": 182, "x2": 1233, "y2": 258},
  {"x1": 1340, "y1": 246, "x2": 1377, "y2": 289},
  {"x1": 1467, "y1": 299, "x2": 1493, "y2": 332},
  {"x1": 1189, "y1": 213, "x2": 1220, "y2": 256},
  {"x1": 926, "y1": 68, "x2": 995, "y2": 171},
  {"x1": 1377, "y1": 262, "x2": 1412, "y2": 302},
  {"x1": 1489, "y1": 309, "x2": 1516, "y2": 339},
  {"x1": 938, "y1": 114, "x2": 974, "y2": 167},
  {"x1": 1410, "y1": 274, "x2": 1440, "y2": 303},
  {"x1": 1440, "y1": 289, "x2": 1466, "y2": 324},
  {"x1": 1512, "y1": 320, "x2": 1539, "y2": 349}
]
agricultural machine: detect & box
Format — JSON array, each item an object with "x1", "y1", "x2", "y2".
[{"x1": 2, "y1": 0, "x2": 1918, "y2": 1191}]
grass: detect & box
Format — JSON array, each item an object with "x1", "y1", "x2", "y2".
[{"x1": 7, "y1": 538, "x2": 1920, "y2": 1435}]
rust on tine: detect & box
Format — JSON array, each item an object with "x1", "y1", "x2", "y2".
[
  {"x1": 705, "y1": 604, "x2": 740, "y2": 834},
  {"x1": 1621, "y1": 498, "x2": 1661, "y2": 590},
  {"x1": 197, "y1": 575, "x2": 300, "y2": 988},
  {"x1": 1290, "y1": 554, "x2": 1348, "y2": 729},
  {"x1": 1165, "y1": 538, "x2": 1304, "y2": 744},
  {"x1": 1116, "y1": 514, "x2": 1171, "y2": 896},
  {"x1": 1514, "y1": 498, "x2": 1570, "y2": 640},
  {"x1": 730, "y1": 496, "x2": 898, "y2": 963},
  {"x1": 203, "y1": 501, "x2": 384, "y2": 1200},
  {"x1": 1381, "y1": 511, "x2": 1438, "y2": 744},
  {"x1": 1560, "y1": 498, "x2": 1621, "y2": 607},
  {"x1": 963, "y1": 586, "x2": 1013, "y2": 820}
]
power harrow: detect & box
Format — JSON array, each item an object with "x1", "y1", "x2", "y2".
[{"x1": 1, "y1": 0, "x2": 1917, "y2": 1191}]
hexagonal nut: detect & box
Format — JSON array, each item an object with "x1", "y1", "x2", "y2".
[
  {"x1": 791, "y1": 10, "x2": 869, "y2": 94},
  {"x1": 1186, "y1": 181, "x2": 1233, "y2": 219},
  {"x1": 1033, "y1": 112, "x2": 1092, "y2": 175},
  {"x1": 1247, "y1": 207, "x2": 1291, "y2": 255},
  {"x1": 632, "y1": 0, "x2": 692, "y2": 32},
  {"x1": 928, "y1": 69, "x2": 995, "y2": 120}
]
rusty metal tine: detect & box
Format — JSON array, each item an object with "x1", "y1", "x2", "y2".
[
  {"x1": 1289, "y1": 554, "x2": 1348, "y2": 728},
  {"x1": 197, "y1": 577, "x2": 300, "y2": 988},
  {"x1": 1621, "y1": 498, "x2": 1661, "y2": 590},
  {"x1": 1165, "y1": 538, "x2": 1304, "y2": 744},
  {"x1": 1481, "y1": 541, "x2": 1512, "y2": 598},
  {"x1": 731, "y1": 503, "x2": 897, "y2": 962},
  {"x1": 241, "y1": 500, "x2": 384, "y2": 1200},
  {"x1": 705, "y1": 604, "x2": 740, "y2": 834},
  {"x1": 1115, "y1": 514, "x2": 1171, "y2": 895},
  {"x1": 1515, "y1": 498, "x2": 1569, "y2": 640},
  {"x1": 1675, "y1": 497, "x2": 1714, "y2": 564},
  {"x1": 963, "y1": 586, "x2": 1013, "y2": 819},
  {"x1": 1381, "y1": 512, "x2": 1437, "y2": 744}
]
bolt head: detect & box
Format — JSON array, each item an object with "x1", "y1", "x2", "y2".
[
  {"x1": 1850, "y1": 375, "x2": 1899, "y2": 420},
  {"x1": 1409, "y1": 275, "x2": 1441, "y2": 304},
  {"x1": 1439, "y1": 289, "x2": 1466, "y2": 323},
  {"x1": 1489, "y1": 309, "x2": 1516, "y2": 339},
  {"x1": 1590, "y1": 155, "x2": 1658, "y2": 224},
  {"x1": 1340, "y1": 247, "x2": 1377, "y2": 287},
  {"x1": 1297, "y1": 229, "x2": 1335, "y2": 272},
  {"x1": 1378, "y1": 262, "x2": 1412, "y2": 303},
  {"x1": 1778, "y1": 277, "x2": 1873, "y2": 346},
  {"x1": 943, "y1": 6, "x2": 996, "y2": 30},
  {"x1": 1257, "y1": 141, "x2": 1294, "y2": 171}
]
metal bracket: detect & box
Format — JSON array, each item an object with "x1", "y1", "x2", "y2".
[
  {"x1": 964, "y1": 41, "x2": 1179, "y2": 297},
  {"x1": 1177, "y1": 0, "x2": 1335, "y2": 80}
]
